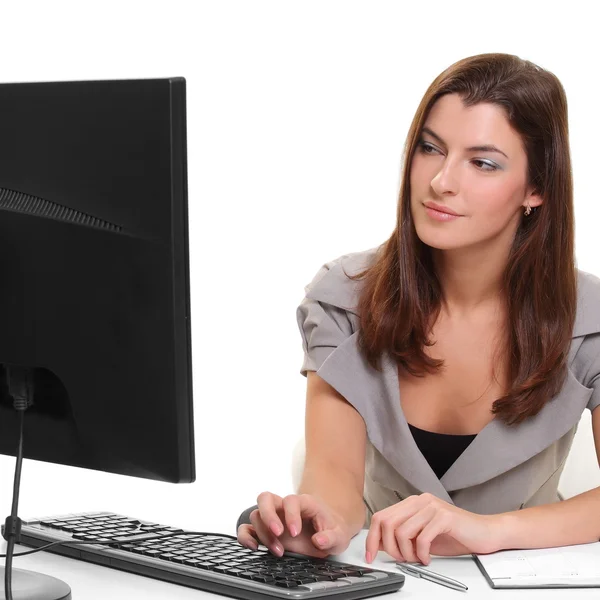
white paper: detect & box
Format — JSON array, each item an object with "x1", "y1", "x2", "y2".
[{"x1": 476, "y1": 541, "x2": 600, "y2": 587}]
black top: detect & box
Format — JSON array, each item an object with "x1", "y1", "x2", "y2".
[{"x1": 408, "y1": 423, "x2": 477, "y2": 480}]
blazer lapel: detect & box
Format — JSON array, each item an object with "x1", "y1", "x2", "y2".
[{"x1": 439, "y1": 367, "x2": 592, "y2": 491}]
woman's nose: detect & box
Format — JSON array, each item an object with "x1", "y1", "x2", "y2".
[{"x1": 430, "y1": 158, "x2": 460, "y2": 195}]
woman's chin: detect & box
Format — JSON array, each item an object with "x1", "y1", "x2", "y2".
[{"x1": 415, "y1": 229, "x2": 467, "y2": 251}]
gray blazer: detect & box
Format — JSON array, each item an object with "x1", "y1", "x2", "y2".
[{"x1": 297, "y1": 247, "x2": 600, "y2": 526}]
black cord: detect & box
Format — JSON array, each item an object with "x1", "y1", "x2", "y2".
[
  {"x1": 3, "y1": 366, "x2": 34, "y2": 600},
  {"x1": 10, "y1": 411, "x2": 24, "y2": 520},
  {"x1": 4, "y1": 538, "x2": 15, "y2": 600},
  {"x1": 0, "y1": 529, "x2": 239, "y2": 558},
  {"x1": 4, "y1": 408, "x2": 25, "y2": 600}
]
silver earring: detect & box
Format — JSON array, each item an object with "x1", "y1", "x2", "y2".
[{"x1": 524, "y1": 204, "x2": 532, "y2": 216}]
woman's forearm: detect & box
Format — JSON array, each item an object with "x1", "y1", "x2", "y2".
[
  {"x1": 493, "y1": 486, "x2": 600, "y2": 551},
  {"x1": 298, "y1": 460, "x2": 366, "y2": 536}
]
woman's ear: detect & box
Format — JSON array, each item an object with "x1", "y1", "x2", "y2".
[{"x1": 523, "y1": 187, "x2": 543, "y2": 210}]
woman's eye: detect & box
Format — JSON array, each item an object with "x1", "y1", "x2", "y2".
[
  {"x1": 472, "y1": 159, "x2": 498, "y2": 172},
  {"x1": 418, "y1": 141, "x2": 498, "y2": 172},
  {"x1": 418, "y1": 141, "x2": 437, "y2": 154}
]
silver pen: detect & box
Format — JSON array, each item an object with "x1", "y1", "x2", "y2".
[{"x1": 396, "y1": 562, "x2": 468, "y2": 592}]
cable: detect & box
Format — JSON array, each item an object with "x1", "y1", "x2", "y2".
[
  {"x1": 0, "y1": 529, "x2": 238, "y2": 558},
  {"x1": 9, "y1": 412, "x2": 24, "y2": 524},
  {"x1": 4, "y1": 538, "x2": 15, "y2": 600},
  {"x1": 3, "y1": 367, "x2": 34, "y2": 600},
  {"x1": 3, "y1": 407, "x2": 25, "y2": 600}
]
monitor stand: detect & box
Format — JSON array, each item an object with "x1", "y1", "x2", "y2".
[{"x1": 0, "y1": 566, "x2": 71, "y2": 599}]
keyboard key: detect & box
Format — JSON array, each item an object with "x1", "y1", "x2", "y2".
[
  {"x1": 213, "y1": 566, "x2": 234, "y2": 574},
  {"x1": 172, "y1": 556, "x2": 192, "y2": 564},
  {"x1": 343, "y1": 577, "x2": 371, "y2": 584},
  {"x1": 72, "y1": 534, "x2": 98, "y2": 542},
  {"x1": 251, "y1": 575, "x2": 275, "y2": 583},
  {"x1": 299, "y1": 581, "x2": 351, "y2": 591},
  {"x1": 194, "y1": 562, "x2": 216, "y2": 570},
  {"x1": 111, "y1": 532, "x2": 168, "y2": 544},
  {"x1": 179, "y1": 558, "x2": 203, "y2": 567},
  {"x1": 361, "y1": 572, "x2": 389, "y2": 580}
]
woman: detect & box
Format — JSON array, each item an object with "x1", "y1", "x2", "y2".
[{"x1": 236, "y1": 53, "x2": 600, "y2": 567}]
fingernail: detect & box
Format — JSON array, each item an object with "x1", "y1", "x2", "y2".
[
  {"x1": 247, "y1": 540, "x2": 258, "y2": 551},
  {"x1": 365, "y1": 551, "x2": 372, "y2": 563},
  {"x1": 289, "y1": 525, "x2": 298, "y2": 537},
  {"x1": 271, "y1": 522, "x2": 282, "y2": 536},
  {"x1": 273, "y1": 543, "x2": 284, "y2": 556},
  {"x1": 316, "y1": 534, "x2": 326, "y2": 546}
]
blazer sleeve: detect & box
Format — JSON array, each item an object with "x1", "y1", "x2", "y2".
[
  {"x1": 585, "y1": 337, "x2": 600, "y2": 412},
  {"x1": 587, "y1": 373, "x2": 600, "y2": 412},
  {"x1": 296, "y1": 267, "x2": 355, "y2": 377}
]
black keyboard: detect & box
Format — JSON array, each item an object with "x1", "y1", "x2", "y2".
[{"x1": 14, "y1": 512, "x2": 405, "y2": 599}]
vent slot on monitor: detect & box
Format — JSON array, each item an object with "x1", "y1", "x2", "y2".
[{"x1": 0, "y1": 187, "x2": 123, "y2": 233}]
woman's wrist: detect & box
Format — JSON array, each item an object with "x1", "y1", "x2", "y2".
[{"x1": 486, "y1": 512, "x2": 513, "y2": 553}]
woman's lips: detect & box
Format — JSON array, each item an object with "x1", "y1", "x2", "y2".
[{"x1": 424, "y1": 205, "x2": 462, "y2": 221}]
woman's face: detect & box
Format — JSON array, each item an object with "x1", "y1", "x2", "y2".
[{"x1": 409, "y1": 93, "x2": 542, "y2": 251}]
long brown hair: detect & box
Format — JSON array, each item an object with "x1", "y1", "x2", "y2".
[{"x1": 349, "y1": 53, "x2": 576, "y2": 426}]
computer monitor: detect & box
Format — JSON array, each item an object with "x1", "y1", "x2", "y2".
[{"x1": 0, "y1": 77, "x2": 195, "y2": 484}]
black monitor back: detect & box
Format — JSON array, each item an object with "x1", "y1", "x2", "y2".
[{"x1": 0, "y1": 77, "x2": 194, "y2": 483}]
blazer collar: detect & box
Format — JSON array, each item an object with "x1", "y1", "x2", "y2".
[{"x1": 307, "y1": 255, "x2": 600, "y2": 497}]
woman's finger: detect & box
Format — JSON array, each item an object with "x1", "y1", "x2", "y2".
[
  {"x1": 256, "y1": 492, "x2": 285, "y2": 537},
  {"x1": 395, "y1": 504, "x2": 437, "y2": 563},
  {"x1": 380, "y1": 516, "x2": 403, "y2": 562},
  {"x1": 415, "y1": 511, "x2": 453, "y2": 565},
  {"x1": 237, "y1": 523, "x2": 259, "y2": 550},
  {"x1": 365, "y1": 514, "x2": 382, "y2": 563},
  {"x1": 282, "y1": 495, "x2": 302, "y2": 537},
  {"x1": 296, "y1": 493, "x2": 337, "y2": 531},
  {"x1": 250, "y1": 507, "x2": 285, "y2": 557},
  {"x1": 310, "y1": 527, "x2": 346, "y2": 555}
]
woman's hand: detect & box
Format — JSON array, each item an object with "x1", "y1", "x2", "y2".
[
  {"x1": 365, "y1": 493, "x2": 501, "y2": 566},
  {"x1": 237, "y1": 492, "x2": 353, "y2": 558}
]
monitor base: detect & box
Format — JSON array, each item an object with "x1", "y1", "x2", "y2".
[{"x1": 0, "y1": 567, "x2": 71, "y2": 599}]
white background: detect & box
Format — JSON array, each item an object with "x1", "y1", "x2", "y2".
[{"x1": 0, "y1": 0, "x2": 598, "y2": 538}]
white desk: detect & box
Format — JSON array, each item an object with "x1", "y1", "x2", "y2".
[{"x1": 2, "y1": 530, "x2": 599, "y2": 599}]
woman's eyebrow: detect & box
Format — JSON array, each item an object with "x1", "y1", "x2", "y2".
[{"x1": 421, "y1": 127, "x2": 509, "y2": 159}]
